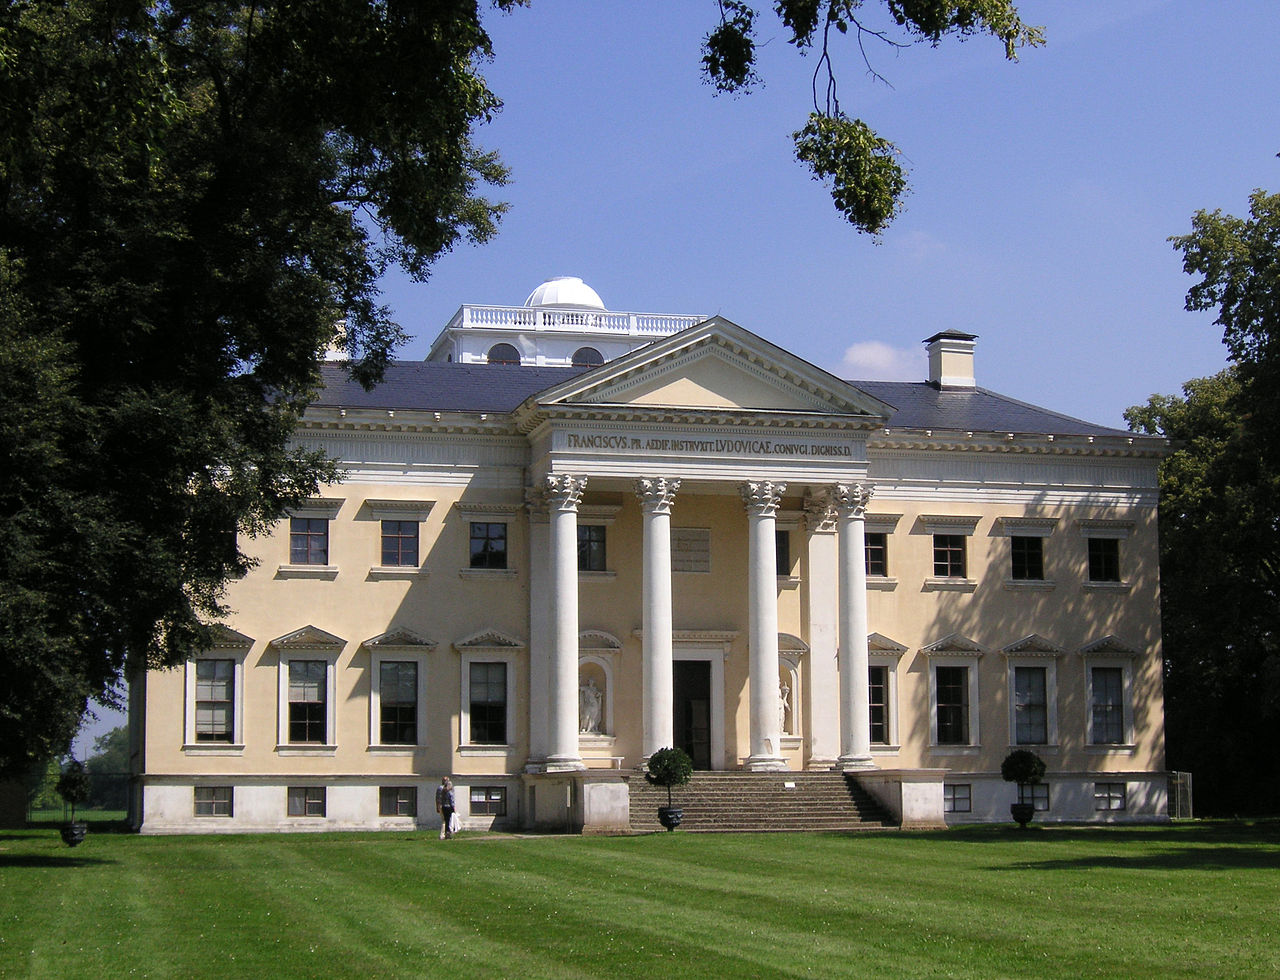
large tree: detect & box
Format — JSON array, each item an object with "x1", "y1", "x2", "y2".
[
  {"x1": 1125, "y1": 187, "x2": 1280, "y2": 814},
  {"x1": 0, "y1": 0, "x2": 514, "y2": 775}
]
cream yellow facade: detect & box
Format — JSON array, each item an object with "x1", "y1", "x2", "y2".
[{"x1": 134, "y1": 284, "x2": 1167, "y2": 833}]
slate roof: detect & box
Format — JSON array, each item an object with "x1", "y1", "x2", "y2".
[{"x1": 315, "y1": 362, "x2": 1137, "y2": 439}]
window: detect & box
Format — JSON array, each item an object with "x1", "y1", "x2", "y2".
[
  {"x1": 869, "y1": 666, "x2": 889, "y2": 744},
  {"x1": 381, "y1": 520, "x2": 419, "y2": 567},
  {"x1": 578, "y1": 524, "x2": 607, "y2": 572},
  {"x1": 935, "y1": 665, "x2": 970, "y2": 744},
  {"x1": 469, "y1": 662, "x2": 508, "y2": 744},
  {"x1": 943, "y1": 784, "x2": 971, "y2": 813},
  {"x1": 194, "y1": 659, "x2": 234, "y2": 742},
  {"x1": 1013, "y1": 666, "x2": 1048, "y2": 744},
  {"x1": 470, "y1": 786, "x2": 507, "y2": 816},
  {"x1": 290, "y1": 517, "x2": 329, "y2": 565},
  {"x1": 865, "y1": 532, "x2": 888, "y2": 577},
  {"x1": 1091, "y1": 666, "x2": 1125, "y2": 744},
  {"x1": 379, "y1": 661, "x2": 418, "y2": 745},
  {"x1": 288, "y1": 660, "x2": 327, "y2": 744},
  {"x1": 1011, "y1": 536, "x2": 1044, "y2": 580},
  {"x1": 775, "y1": 529, "x2": 791, "y2": 576},
  {"x1": 1018, "y1": 783, "x2": 1050, "y2": 811},
  {"x1": 487, "y1": 343, "x2": 520, "y2": 365},
  {"x1": 194, "y1": 786, "x2": 233, "y2": 817},
  {"x1": 933, "y1": 534, "x2": 966, "y2": 578},
  {"x1": 470, "y1": 522, "x2": 507, "y2": 570},
  {"x1": 379, "y1": 786, "x2": 418, "y2": 817},
  {"x1": 1094, "y1": 782, "x2": 1127, "y2": 811},
  {"x1": 287, "y1": 786, "x2": 325, "y2": 817},
  {"x1": 571, "y1": 346, "x2": 604, "y2": 368},
  {"x1": 1087, "y1": 537, "x2": 1121, "y2": 582}
]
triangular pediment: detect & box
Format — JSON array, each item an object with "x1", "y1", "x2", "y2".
[
  {"x1": 453, "y1": 628, "x2": 526, "y2": 651},
  {"x1": 922, "y1": 633, "x2": 987, "y2": 656},
  {"x1": 1002, "y1": 634, "x2": 1064, "y2": 657},
  {"x1": 270, "y1": 625, "x2": 346, "y2": 649},
  {"x1": 527, "y1": 317, "x2": 893, "y2": 419},
  {"x1": 364, "y1": 628, "x2": 437, "y2": 650},
  {"x1": 204, "y1": 624, "x2": 255, "y2": 649}
]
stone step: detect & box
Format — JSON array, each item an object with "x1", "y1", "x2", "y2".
[{"x1": 627, "y1": 771, "x2": 894, "y2": 833}]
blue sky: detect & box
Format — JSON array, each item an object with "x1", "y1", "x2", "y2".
[
  {"x1": 379, "y1": 0, "x2": 1277, "y2": 430},
  {"x1": 77, "y1": 1, "x2": 1278, "y2": 753}
]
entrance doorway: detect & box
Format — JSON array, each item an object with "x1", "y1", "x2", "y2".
[{"x1": 673, "y1": 660, "x2": 712, "y2": 770}]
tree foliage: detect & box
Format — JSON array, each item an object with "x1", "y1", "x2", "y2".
[
  {"x1": 1126, "y1": 192, "x2": 1280, "y2": 812},
  {"x1": 702, "y1": 0, "x2": 1043, "y2": 234},
  {"x1": 0, "y1": 0, "x2": 516, "y2": 776}
]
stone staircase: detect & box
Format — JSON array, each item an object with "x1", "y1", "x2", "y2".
[{"x1": 627, "y1": 771, "x2": 895, "y2": 833}]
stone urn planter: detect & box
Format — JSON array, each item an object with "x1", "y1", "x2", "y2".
[
  {"x1": 645, "y1": 747, "x2": 693, "y2": 832},
  {"x1": 1001, "y1": 749, "x2": 1047, "y2": 830},
  {"x1": 657, "y1": 806, "x2": 684, "y2": 831},
  {"x1": 56, "y1": 760, "x2": 92, "y2": 847}
]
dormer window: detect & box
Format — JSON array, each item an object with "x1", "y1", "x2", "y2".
[{"x1": 571, "y1": 346, "x2": 604, "y2": 368}]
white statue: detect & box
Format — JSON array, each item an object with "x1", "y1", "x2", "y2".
[
  {"x1": 779, "y1": 682, "x2": 791, "y2": 735},
  {"x1": 579, "y1": 677, "x2": 603, "y2": 734}
]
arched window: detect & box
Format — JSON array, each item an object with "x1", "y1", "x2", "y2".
[
  {"x1": 487, "y1": 343, "x2": 521, "y2": 366},
  {"x1": 571, "y1": 346, "x2": 604, "y2": 368}
]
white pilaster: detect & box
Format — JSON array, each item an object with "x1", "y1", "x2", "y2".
[
  {"x1": 635, "y1": 477, "x2": 680, "y2": 759},
  {"x1": 545, "y1": 474, "x2": 587, "y2": 772},
  {"x1": 834, "y1": 483, "x2": 875, "y2": 771},
  {"x1": 740, "y1": 480, "x2": 788, "y2": 772},
  {"x1": 524, "y1": 487, "x2": 550, "y2": 772},
  {"x1": 802, "y1": 491, "x2": 841, "y2": 770}
]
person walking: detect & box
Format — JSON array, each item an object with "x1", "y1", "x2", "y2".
[{"x1": 435, "y1": 776, "x2": 456, "y2": 839}]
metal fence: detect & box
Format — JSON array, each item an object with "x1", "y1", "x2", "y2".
[{"x1": 1168, "y1": 770, "x2": 1194, "y2": 819}]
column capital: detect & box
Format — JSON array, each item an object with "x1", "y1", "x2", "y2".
[
  {"x1": 830, "y1": 483, "x2": 874, "y2": 518},
  {"x1": 524, "y1": 485, "x2": 550, "y2": 521},
  {"x1": 803, "y1": 490, "x2": 839, "y2": 533},
  {"x1": 545, "y1": 474, "x2": 587, "y2": 511},
  {"x1": 739, "y1": 480, "x2": 787, "y2": 518},
  {"x1": 634, "y1": 477, "x2": 681, "y2": 515}
]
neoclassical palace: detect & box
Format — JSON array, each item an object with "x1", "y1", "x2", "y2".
[{"x1": 132, "y1": 277, "x2": 1168, "y2": 832}]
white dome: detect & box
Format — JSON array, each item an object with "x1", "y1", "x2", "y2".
[{"x1": 523, "y1": 276, "x2": 606, "y2": 311}]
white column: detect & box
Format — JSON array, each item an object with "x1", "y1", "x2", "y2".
[
  {"x1": 802, "y1": 491, "x2": 840, "y2": 770},
  {"x1": 834, "y1": 483, "x2": 875, "y2": 771},
  {"x1": 524, "y1": 487, "x2": 550, "y2": 772},
  {"x1": 740, "y1": 480, "x2": 788, "y2": 772},
  {"x1": 545, "y1": 474, "x2": 587, "y2": 772},
  {"x1": 635, "y1": 477, "x2": 680, "y2": 759}
]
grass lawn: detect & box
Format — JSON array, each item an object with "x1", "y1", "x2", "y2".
[{"x1": 1, "y1": 821, "x2": 1277, "y2": 979}]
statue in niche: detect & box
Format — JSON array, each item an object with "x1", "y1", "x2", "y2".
[
  {"x1": 779, "y1": 682, "x2": 791, "y2": 735},
  {"x1": 579, "y1": 677, "x2": 603, "y2": 734}
]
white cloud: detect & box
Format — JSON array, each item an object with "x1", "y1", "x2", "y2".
[{"x1": 838, "y1": 341, "x2": 921, "y2": 381}]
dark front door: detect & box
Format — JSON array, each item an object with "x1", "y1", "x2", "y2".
[{"x1": 673, "y1": 659, "x2": 712, "y2": 770}]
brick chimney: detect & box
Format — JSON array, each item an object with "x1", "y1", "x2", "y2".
[{"x1": 924, "y1": 330, "x2": 977, "y2": 389}]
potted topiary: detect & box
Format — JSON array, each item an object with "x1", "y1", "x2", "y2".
[
  {"x1": 57, "y1": 759, "x2": 91, "y2": 847},
  {"x1": 1001, "y1": 749, "x2": 1047, "y2": 829},
  {"x1": 645, "y1": 746, "x2": 693, "y2": 831}
]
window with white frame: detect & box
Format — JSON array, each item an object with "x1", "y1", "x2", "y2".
[
  {"x1": 185, "y1": 640, "x2": 249, "y2": 749},
  {"x1": 935, "y1": 665, "x2": 971, "y2": 745},
  {"x1": 578, "y1": 524, "x2": 607, "y2": 572},
  {"x1": 1094, "y1": 782, "x2": 1127, "y2": 811},
  {"x1": 1018, "y1": 783, "x2": 1050, "y2": 811},
  {"x1": 470, "y1": 786, "x2": 507, "y2": 816},
  {"x1": 865, "y1": 532, "x2": 888, "y2": 577},
  {"x1": 275, "y1": 638, "x2": 341, "y2": 750},
  {"x1": 1078, "y1": 520, "x2": 1133, "y2": 588},
  {"x1": 943, "y1": 784, "x2": 971, "y2": 813},
  {"x1": 378, "y1": 661, "x2": 418, "y2": 745},
  {"x1": 1090, "y1": 665, "x2": 1127, "y2": 744},
  {"x1": 920, "y1": 516, "x2": 980, "y2": 588},
  {"x1": 455, "y1": 634, "x2": 523, "y2": 752},
  {"x1": 997, "y1": 518, "x2": 1057, "y2": 587},
  {"x1": 368, "y1": 645, "x2": 430, "y2": 749},
  {"x1": 468, "y1": 661, "x2": 508, "y2": 745},
  {"x1": 1011, "y1": 535, "x2": 1045, "y2": 581},
  {"x1": 280, "y1": 499, "x2": 342, "y2": 574},
  {"x1": 287, "y1": 786, "x2": 325, "y2": 817},
  {"x1": 194, "y1": 786, "x2": 233, "y2": 817},
  {"x1": 379, "y1": 786, "x2": 418, "y2": 817},
  {"x1": 194, "y1": 659, "x2": 234, "y2": 742},
  {"x1": 869, "y1": 665, "x2": 890, "y2": 745},
  {"x1": 1013, "y1": 665, "x2": 1048, "y2": 745}
]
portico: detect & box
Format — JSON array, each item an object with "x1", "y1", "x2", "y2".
[{"x1": 516, "y1": 318, "x2": 890, "y2": 779}]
